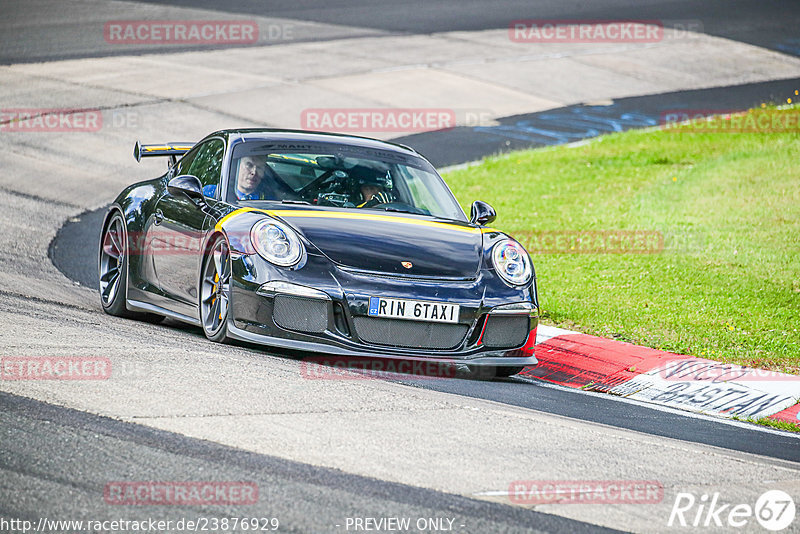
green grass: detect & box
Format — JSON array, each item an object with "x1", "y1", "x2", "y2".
[
  {"x1": 733, "y1": 414, "x2": 800, "y2": 433},
  {"x1": 445, "y1": 106, "x2": 800, "y2": 373},
  {"x1": 752, "y1": 418, "x2": 800, "y2": 433}
]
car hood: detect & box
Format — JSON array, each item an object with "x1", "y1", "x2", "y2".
[{"x1": 271, "y1": 209, "x2": 482, "y2": 279}]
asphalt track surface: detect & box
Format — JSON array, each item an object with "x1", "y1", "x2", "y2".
[
  {"x1": 5, "y1": 1, "x2": 800, "y2": 532},
  {"x1": 49, "y1": 75, "x2": 800, "y2": 464},
  {"x1": 2, "y1": 0, "x2": 799, "y2": 63},
  {"x1": 2, "y1": 392, "x2": 614, "y2": 533},
  {"x1": 140, "y1": 0, "x2": 800, "y2": 58}
]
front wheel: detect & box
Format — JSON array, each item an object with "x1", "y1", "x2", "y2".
[
  {"x1": 99, "y1": 212, "x2": 164, "y2": 323},
  {"x1": 99, "y1": 212, "x2": 129, "y2": 316},
  {"x1": 494, "y1": 366, "x2": 525, "y2": 378},
  {"x1": 200, "y1": 236, "x2": 232, "y2": 343},
  {"x1": 465, "y1": 365, "x2": 525, "y2": 380}
]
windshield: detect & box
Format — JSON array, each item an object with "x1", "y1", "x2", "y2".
[{"x1": 225, "y1": 143, "x2": 467, "y2": 221}]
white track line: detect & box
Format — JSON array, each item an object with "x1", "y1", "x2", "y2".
[{"x1": 515, "y1": 375, "x2": 800, "y2": 439}]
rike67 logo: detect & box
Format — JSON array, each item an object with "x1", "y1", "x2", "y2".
[{"x1": 669, "y1": 490, "x2": 795, "y2": 531}]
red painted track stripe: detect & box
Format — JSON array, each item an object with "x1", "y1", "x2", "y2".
[
  {"x1": 523, "y1": 329, "x2": 800, "y2": 421},
  {"x1": 769, "y1": 403, "x2": 800, "y2": 424},
  {"x1": 522, "y1": 332, "x2": 693, "y2": 391}
]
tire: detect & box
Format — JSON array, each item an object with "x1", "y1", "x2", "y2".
[
  {"x1": 99, "y1": 212, "x2": 164, "y2": 323},
  {"x1": 465, "y1": 365, "x2": 525, "y2": 380},
  {"x1": 494, "y1": 366, "x2": 525, "y2": 378},
  {"x1": 200, "y1": 235, "x2": 232, "y2": 343},
  {"x1": 99, "y1": 212, "x2": 129, "y2": 317}
]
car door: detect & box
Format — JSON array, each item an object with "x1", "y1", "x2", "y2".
[{"x1": 151, "y1": 138, "x2": 225, "y2": 314}]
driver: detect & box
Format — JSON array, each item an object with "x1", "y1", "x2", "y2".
[
  {"x1": 350, "y1": 166, "x2": 396, "y2": 208},
  {"x1": 235, "y1": 155, "x2": 268, "y2": 200}
]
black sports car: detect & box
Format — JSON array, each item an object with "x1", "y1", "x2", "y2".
[{"x1": 99, "y1": 129, "x2": 539, "y2": 377}]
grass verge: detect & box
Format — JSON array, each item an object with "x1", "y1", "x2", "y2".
[
  {"x1": 732, "y1": 414, "x2": 800, "y2": 433},
  {"x1": 750, "y1": 417, "x2": 800, "y2": 433},
  {"x1": 446, "y1": 106, "x2": 800, "y2": 373}
]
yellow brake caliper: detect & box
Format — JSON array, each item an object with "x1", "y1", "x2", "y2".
[{"x1": 213, "y1": 272, "x2": 222, "y2": 320}]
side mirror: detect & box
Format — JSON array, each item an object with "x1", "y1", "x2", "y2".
[
  {"x1": 470, "y1": 200, "x2": 496, "y2": 225},
  {"x1": 167, "y1": 175, "x2": 205, "y2": 204}
]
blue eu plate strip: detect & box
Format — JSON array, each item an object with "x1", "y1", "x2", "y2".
[{"x1": 368, "y1": 296, "x2": 380, "y2": 316}]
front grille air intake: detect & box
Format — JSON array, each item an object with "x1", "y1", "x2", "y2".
[
  {"x1": 273, "y1": 295, "x2": 328, "y2": 333},
  {"x1": 482, "y1": 315, "x2": 529, "y2": 348},
  {"x1": 353, "y1": 317, "x2": 468, "y2": 350}
]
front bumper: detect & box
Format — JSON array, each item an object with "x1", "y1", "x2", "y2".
[{"x1": 227, "y1": 252, "x2": 538, "y2": 368}]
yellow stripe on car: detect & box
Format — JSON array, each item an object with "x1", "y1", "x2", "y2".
[
  {"x1": 268, "y1": 154, "x2": 318, "y2": 165},
  {"x1": 213, "y1": 207, "x2": 271, "y2": 231},
  {"x1": 215, "y1": 208, "x2": 500, "y2": 235},
  {"x1": 143, "y1": 145, "x2": 193, "y2": 152},
  {"x1": 265, "y1": 210, "x2": 482, "y2": 234}
]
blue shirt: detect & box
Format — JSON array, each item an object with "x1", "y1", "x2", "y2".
[{"x1": 202, "y1": 184, "x2": 269, "y2": 201}]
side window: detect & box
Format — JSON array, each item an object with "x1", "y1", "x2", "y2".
[
  {"x1": 187, "y1": 139, "x2": 225, "y2": 197},
  {"x1": 173, "y1": 146, "x2": 198, "y2": 177}
]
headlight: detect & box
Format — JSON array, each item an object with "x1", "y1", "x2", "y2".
[
  {"x1": 492, "y1": 239, "x2": 532, "y2": 286},
  {"x1": 250, "y1": 220, "x2": 304, "y2": 267}
]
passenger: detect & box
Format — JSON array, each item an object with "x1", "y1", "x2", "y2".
[{"x1": 350, "y1": 166, "x2": 396, "y2": 208}]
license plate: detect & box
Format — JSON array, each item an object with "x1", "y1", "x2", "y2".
[{"x1": 368, "y1": 297, "x2": 459, "y2": 324}]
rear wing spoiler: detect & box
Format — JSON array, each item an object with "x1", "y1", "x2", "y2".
[{"x1": 133, "y1": 141, "x2": 194, "y2": 166}]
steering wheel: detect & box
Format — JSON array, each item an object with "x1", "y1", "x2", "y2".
[{"x1": 296, "y1": 169, "x2": 354, "y2": 199}]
